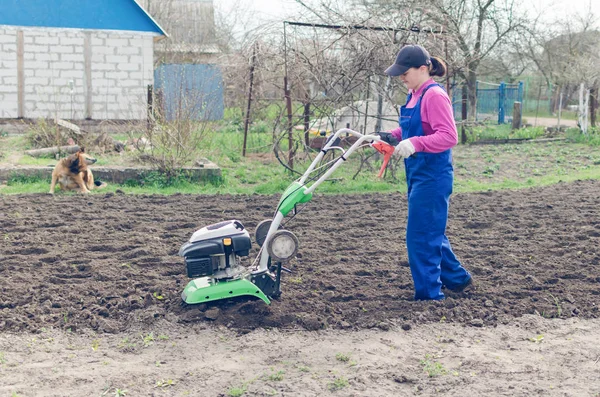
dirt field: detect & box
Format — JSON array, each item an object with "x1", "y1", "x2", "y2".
[{"x1": 1, "y1": 180, "x2": 600, "y2": 396}]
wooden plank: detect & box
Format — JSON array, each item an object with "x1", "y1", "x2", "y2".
[{"x1": 55, "y1": 118, "x2": 82, "y2": 134}]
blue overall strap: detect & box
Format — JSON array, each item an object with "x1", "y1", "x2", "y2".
[{"x1": 400, "y1": 84, "x2": 440, "y2": 140}]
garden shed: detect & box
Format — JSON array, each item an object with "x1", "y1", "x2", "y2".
[{"x1": 0, "y1": 0, "x2": 167, "y2": 120}]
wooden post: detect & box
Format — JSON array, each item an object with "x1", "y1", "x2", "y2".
[
  {"x1": 303, "y1": 92, "x2": 310, "y2": 146},
  {"x1": 557, "y1": 90, "x2": 563, "y2": 127},
  {"x1": 363, "y1": 76, "x2": 370, "y2": 134},
  {"x1": 284, "y1": 76, "x2": 294, "y2": 170},
  {"x1": 590, "y1": 87, "x2": 596, "y2": 128},
  {"x1": 375, "y1": 75, "x2": 384, "y2": 133},
  {"x1": 147, "y1": 84, "x2": 153, "y2": 134},
  {"x1": 512, "y1": 101, "x2": 522, "y2": 130},
  {"x1": 461, "y1": 84, "x2": 468, "y2": 144},
  {"x1": 242, "y1": 44, "x2": 257, "y2": 157}
]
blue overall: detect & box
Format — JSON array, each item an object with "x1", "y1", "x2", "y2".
[{"x1": 400, "y1": 83, "x2": 471, "y2": 300}]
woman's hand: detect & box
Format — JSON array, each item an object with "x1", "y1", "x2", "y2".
[{"x1": 394, "y1": 140, "x2": 416, "y2": 158}]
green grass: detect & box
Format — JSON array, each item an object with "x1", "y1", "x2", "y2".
[
  {"x1": 465, "y1": 123, "x2": 545, "y2": 142},
  {"x1": 2, "y1": 122, "x2": 600, "y2": 196}
]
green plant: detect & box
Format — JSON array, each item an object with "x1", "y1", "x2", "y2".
[
  {"x1": 228, "y1": 385, "x2": 247, "y2": 397},
  {"x1": 566, "y1": 128, "x2": 600, "y2": 146},
  {"x1": 117, "y1": 337, "x2": 137, "y2": 351},
  {"x1": 153, "y1": 291, "x2": 164, "y2": 300},
  {"x1": 266, "y1": 370, "x2": 285, "y2": 381},
  {"x1": 142, "y1": 332, "x2": 155, "y2": 347},
  {"x1": 155, "y1": 379, "x2": 176, "y2": 388},
  {"x1": 328, "y1": 376, "x2": 349, "y2": 391},
  {"x1": 529, "y1": 334, "x2": 544, "y2": 343},
  {"x1": 335, "y1": 353, "x2": 351, "y2": 362},
  {"x1": 114, "y1": 389, "x2": 128, "y2": 397},
  {"x1": 549, "y1": 294, "x2": 562, "y2": 317},
  {"x1": 420, "y1": 354, "x2": 447, "y2": 377}
]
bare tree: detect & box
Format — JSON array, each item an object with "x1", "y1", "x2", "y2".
[
  {"x1": 292, "y1": 0, "x2": 533, "y2": 118},
  {"x1": 515, "y1": 5, "x2": 600, "y2": 114}
]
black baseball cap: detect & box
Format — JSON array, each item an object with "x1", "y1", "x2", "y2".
[{"x1": 384, "y1": 45, "x2": 431, "y2": 76}]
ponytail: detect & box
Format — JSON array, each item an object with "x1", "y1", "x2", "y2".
[{"x1": 429, "y1": 56, "x2": 447, "y2": 77}]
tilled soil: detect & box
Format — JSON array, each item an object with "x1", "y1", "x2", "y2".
[{"x1": 1, "y1": 180, "x2": 599, "y2": 333}]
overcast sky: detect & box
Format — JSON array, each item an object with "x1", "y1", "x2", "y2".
[{"x1": 216, "y1": 0, "x2": 600, "y2": 25}]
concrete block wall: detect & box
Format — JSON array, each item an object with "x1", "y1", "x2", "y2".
[
  {"x1": 91, "y1": 31, "x2": 154, "y2": 120},
  {"x1": 0, "y1": 26, "x2": 154, "y2": 120},
  {"x1": 0, "y1": 27, "x2": 18, "y2": 118}
]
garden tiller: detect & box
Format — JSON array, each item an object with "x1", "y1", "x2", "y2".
[{"x1": 179, "y1": 128, "x2": 395, "y2": 305}]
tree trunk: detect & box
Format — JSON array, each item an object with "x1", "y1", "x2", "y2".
[{"x1": 467, "y1": 70, "x2": 478, "y2": 121}]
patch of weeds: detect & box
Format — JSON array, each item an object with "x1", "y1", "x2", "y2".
[
  {"x1": 155, "y1": 379, "x2": 176, "y2": 388},
  {"x1": 142, "y1": 332, "x2": 155, "y2": 347},
  {"x1": 228, "y1": 385, "x2": 247, "y2": 397},
  {"x1": 266, "y1": 370, "x2": 285, "y2": 381},
  {"x1": 158, "y1": 334, "x2": 169, "y2": 341},
  {"x1": 113, "y1": 388, "x2": 128, "y2": 397},
  {"x1": 328, "y1": 376, "x2": 349, "y2": 391},
  {"x1": 7, "y1": 173, "x2": 50, "y2": 185},
  {"x1": 482, "y1": 164, "x2": 500, "y2": 177},
  {"x1": 91, "y1": 339, "x2": 100, "y2": 351},
  {"x1": 420, "y1": 354, "x2": 447, "y2": 377},
  {"x1": 549, "y1": 294, "x2": 562, "y2": 317},
  {"x1": 297, "y1": 365, "x2": 310, "y2": 372},
  {"x1": 117, "y1": 337, "x2": 137, "y2": 352},
  {"x1": 287, "y1": 276, "x2": 303, "y2": 284},
  {"x1": 335, "y1": 353, "x2": 351, "y2": 363},
  {"x1": 528, "y1": 334, "x2": 544, "y2": 343},
  {"x1": 153, "y1": 291, "x2": 164, "y2": 300}
]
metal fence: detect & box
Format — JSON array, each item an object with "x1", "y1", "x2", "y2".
[
  {"x1": 154, "y1": 64, "x2": 224, "y2": 121},
  {"x1": 451, "y1": 81, "x2": 524, "y2": 124}
]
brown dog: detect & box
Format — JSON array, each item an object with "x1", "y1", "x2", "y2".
[{"x1": 49, "y1": 147, "x2": 106, "y2": 194}]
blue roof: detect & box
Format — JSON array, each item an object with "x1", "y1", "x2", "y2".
[{"x1": 0, "y1": 0, "x2": 167, "y2": 36}]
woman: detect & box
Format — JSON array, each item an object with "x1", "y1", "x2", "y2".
[{"x1": 383, "y1": 44, "x2": 472, "y2": 300}]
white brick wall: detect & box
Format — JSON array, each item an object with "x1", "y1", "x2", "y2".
[
  {"x1": 0, "y1": 25, "x2": 155, "y2": 120},
  {"x1": 0, "y1": 27, "x2": 18, "y2": 118},
  {"x1": 91, "y1": 31, "x2": 154, "y2": 119}
]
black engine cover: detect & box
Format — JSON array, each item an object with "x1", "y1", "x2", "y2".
[{"x1": 179, "y1": 235, "x2": 252, "y2": 278}]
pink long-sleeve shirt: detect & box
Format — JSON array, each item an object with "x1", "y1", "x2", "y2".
[{"x1": 389, "y1": 78, "x2": 458, "y2": 153}]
